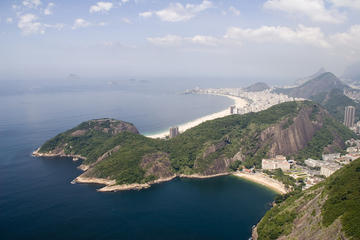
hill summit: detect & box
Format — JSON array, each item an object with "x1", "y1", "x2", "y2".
[{"x1": 277, "y1": 72, "x2": 348, "y2": 99}]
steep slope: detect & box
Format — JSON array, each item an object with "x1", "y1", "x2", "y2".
[
  {"x1": 35, "y1": 101, "x2": 355, "y2": 187},
  {"x1": 311, "y1": 88, "x2": 360, "y2": 123},
  {"x1": 253, "y1": 158, "x2": 360, "y2": 240},
  {"x1": 244, "y1": 82, "x2": 270, "y2": 92},
  {"x1": 276, "y1": 72, "x2": 349, "y2": 99},
  {"x1": 294, "y1": 67, "x2": 326, "y2": 86}
]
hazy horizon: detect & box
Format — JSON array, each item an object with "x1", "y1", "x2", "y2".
[{"x1": 1, "y1": 0, "x2": 360, "y2": 87}]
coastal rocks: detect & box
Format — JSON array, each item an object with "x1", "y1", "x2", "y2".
[
  {"x1": 32, "y1": 148, "x2": 87, "y2": 161},
  {"x1": 73, "y1": 175, "x2": 178, "y2": 192},
  {"x1": 140, "y1": 152, "x2": 174, "y2": 179}
]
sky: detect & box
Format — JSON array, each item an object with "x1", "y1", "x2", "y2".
[{"x1": 0, "y1": 0, "x2": 360, "y2": 86}]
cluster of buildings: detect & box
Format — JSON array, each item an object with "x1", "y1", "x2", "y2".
[
  {"x1": 260, "y1": 140, "x2": 360, "y2": 190},
  {"x1": 261, "y1": 155, "x2": 290, "y2": 171},
  {"x1": 186, "y1": 87, "x2": 301, "y2": 115}
]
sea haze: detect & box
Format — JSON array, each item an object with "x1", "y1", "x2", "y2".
[{"x1": 0, "y1": 88, "x2": 276, "y2": 240}]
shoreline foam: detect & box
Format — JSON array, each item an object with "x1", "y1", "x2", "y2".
[
  {"x1": 233, "y1": 171, "x2": 288, "y2": 194},
  {"x1": 145, "y1": 95, "x2": 248, "y2": 139}
]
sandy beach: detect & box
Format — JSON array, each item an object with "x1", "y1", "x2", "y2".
[
  {"x1": 146, "y1": 95, "x2": 248, "y2": 139},
  {"x1": 233, "y1": 172, "x2": 288, "y2": 194}
]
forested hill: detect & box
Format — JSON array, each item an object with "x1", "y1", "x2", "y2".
[
  {"x1": 276, "y1": 72, "x2": 349, "y2": 99},
  {"x1": 253, "y1": 158, "x2": 360, "y2": 240},
  {"x1": 36, "y1": 101, "x2": 355, "y2": 186}
]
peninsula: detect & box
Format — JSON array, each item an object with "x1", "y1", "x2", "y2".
[{"x1": 33, "y1": 101, "x2": 355, "y2": 193}]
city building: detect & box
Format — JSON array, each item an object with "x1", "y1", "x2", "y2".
[
  {"x1": 262, "y1": 155, "x2": 290, "y2": 171},
  {"x1": 169, "y1": 127, "x2": 179, "y2": 138},
  {"x1": 322, "y1": 153, "x2": 341, "y2": 161},
  {"x1": 320, "y1": 163, "x2": 341, "y2": 177},
  {"x1": 304, "y1": 158, "x2": 323, "y2": 168},
  {"x1": 344, "y1": 106, "x2": 355, "y2": 128},
  {"x1": 229, "y1": 105, "x2": 236, "y2": 114}
]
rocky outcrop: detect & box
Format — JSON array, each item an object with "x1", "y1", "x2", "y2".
[
  {"x1": 84, "y1": 118, "x2": 139, "y2": 135},
  {"x1": 260, "y1": 106, "x2": 324, "y2": 157},
  {"x1": 140, "y1": 152, "x2": 174, "y2": 179}
]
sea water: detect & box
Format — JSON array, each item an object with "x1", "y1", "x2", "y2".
[{"x1": 0, "y1": 88, "x2": 276, "y2": 240}]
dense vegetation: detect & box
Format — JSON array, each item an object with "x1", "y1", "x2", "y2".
[
  {"x1": 322, "y1": 159, "x2": 360, "y2": 239},
  {"x1": 293, "y1": 116, "x2": 356, "y2": 162},
  {"x1": 310, "y1": 88, "x2": 360, "y2": 123},
  {"x1": 256, "y1": 159, "x2": 360, "y2": 240},
  {"x1": 38, "y1": 101, "x2": 353, "y2": 185}
]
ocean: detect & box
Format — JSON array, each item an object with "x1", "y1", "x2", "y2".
[{"x1": 0, "y1": 87, "x2": 276, "y2": 240}]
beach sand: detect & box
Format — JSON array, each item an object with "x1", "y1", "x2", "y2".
[
  {"x1": 146, "y1": 95, "x2": 248, "y2": 139},
  {"x1": 233, "y1": 172, "x2": 288, "y2": 194}
]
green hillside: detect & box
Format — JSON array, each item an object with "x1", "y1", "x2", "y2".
[
  {"x1": 37, "y1": 101, "x2": 355, "y2": 185},
  {"x1": 255, "y1": 158, "x2": 360, "y2": 240}
]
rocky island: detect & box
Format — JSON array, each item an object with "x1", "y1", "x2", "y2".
[{"x1": 33, "y1": 101, "x2": 355, "y2": 192}]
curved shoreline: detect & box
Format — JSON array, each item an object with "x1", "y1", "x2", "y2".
[
  {"x1": 71, "y1": 173, "x2": 233, "y2": 192},
  {"x1": 33, "y1": 148, "x2": 287, "y2": 194},
  {"x1": 145, "y1": 95, "x2": 248, "y2": 139},
  {"x1": 233, "y1": 172, "x2": 288, "y2": 194}
]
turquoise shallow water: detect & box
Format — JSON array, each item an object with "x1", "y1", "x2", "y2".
[{"x1": 0, "y1": 89, "x2": 275, "y2": 240}]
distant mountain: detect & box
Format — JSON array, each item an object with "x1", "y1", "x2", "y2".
[
  {"x1": 253, "y1": 158, "x2": 360, "y2": 240},
  {"x1": 244, "y1": 82, "x2": 270, "y2": 92},
  {"x1": 294, "y1": 67, "x2": 326, "y2": 86},
  {"x1": 276, "y1": 72, "x2": 349, "y2": 99}
]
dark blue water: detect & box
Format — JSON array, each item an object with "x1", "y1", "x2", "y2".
[{"x1": 0, "y1": 89, "x2": 275, "y2": 240}]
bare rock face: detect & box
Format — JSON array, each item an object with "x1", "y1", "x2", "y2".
[
  {"x1": 140, "y1": 152, "x2": 174, "y2": 179},
  {"x1": 85, "y1": 118, "x2": 139, "y2": 135},
  {"x1": 202, "y1": 157, "x2": 233, "y2": 175},
  {"x1": 261, "y1": 106, "x2": 324, "y2": 157}
]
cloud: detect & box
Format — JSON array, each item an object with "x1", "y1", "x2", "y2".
[
  {"x1": 140, "y1": 0, "x2": 213, "y2": 22},
  {"x1": 122, "y1": 18, "x2": 132, "y2": 24},
  {"x1": 44, "y1": 2, "x2": 55, "y2": 15},
  {"x1": 72, "y1": 18, "x2": 91, "y2": 29},
  {"x1": 139, "y1": 11, "x2": 153, "y2": 18},
  {"x1": 147, "y1": 34, "x2": 219, "y2": 47},
  {"x1": 6, "y1": 18, "x2": 13, "y2": 23},
  {"x1": 147, "y1": 24, "x2": 331, "y2": 49},
  {"x1": 89, "y1": 2, "x2": 113, "y2": 14},
  {"x1": 330, "y1": 25, "x2": 360, "y2": 56},
  {"x1": 329, "y1": 0, "x2": 360, "y2": 10},
  {"x1": 228, "y1": 6, "x2": 240, "y2": 16},
  {"x1": 190, "y1": 35, "x2": 219, "y2": 46},
  {"x1": 22, "y1": 0, "x2": 42, "y2": 9},
  {"x1": 264, "y1": 0, "x2": 346, "y2": 23},
  {"x1": 147, "y1": 35, "x2": 184, "y2": 46},
  {"x1": 18, "y1": 14, "x2": 45, "y2": 35},
  {"x1": 72, "y1": 18, "x2": 108, "y2": 29},
  {"x1": 17, "y1": 13, "x2": 63, "y2": 35},
  {"x1": 225, "y1": 25, "x2": 330, "y2": 48}
]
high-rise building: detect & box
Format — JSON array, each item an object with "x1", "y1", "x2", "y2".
[
  {"x1": 344, "y1": 106, "x2": 355, "y2": 128},
  {"x1": 169, "y1": 127, "x2": 179, "y2": 138},
  {"x1": 229, "y1": 105, "x2": 236, "y2": 114}
]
